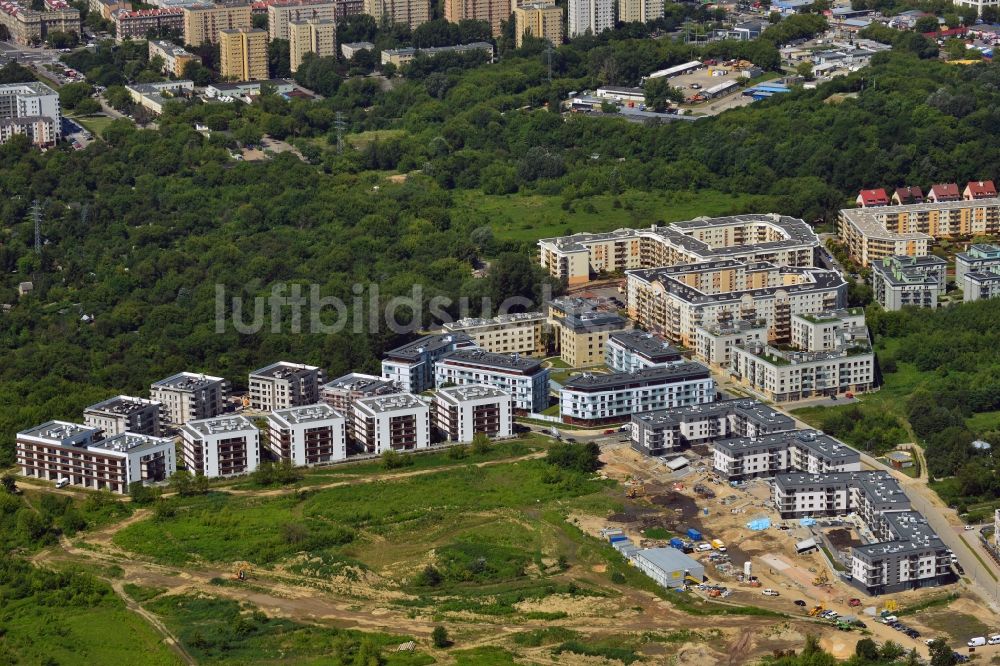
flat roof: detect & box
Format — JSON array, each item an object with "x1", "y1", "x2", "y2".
[
  {"x1": 85, "y1": 395, "x2": 159, "y2": 416},
  {"x1": 270, "y1": 403, "x2": 343, "y2": 427},
  {"x1": 151, "y1": 371, "x2": 225, "y2": 391},
  {"x1": 633, "y1": 398, "x2": 794, "y2": 431},
  {"x1": 250, "y1": 361, "x2": 321, "y2": 379},
  {"x1": 443, "y1": 311, "x2": 545, "y2": 330},
  {"x1": 716, "y1": 429, "x2": 859, "y2": 462},
  {"x1": 436, "y1": 384, "x2": 510, "y2": 405},
  {"x1": 182, "y1": 415, "x2": 256, "y2": 437},
  {"x1": 18, "y1": 420, "x2": 101, "y2": 445},
  {"x1": 608, "y1": 330, "x2": 682, "y2": 362},
  {"x1": 562, "y1": 361, "x2": 710, "y2": 391},
  {"x1": 323, "y1": 372, "x2": 400, "y2": 394},
  {"x1": 438, "y1": 348, "x2": 543, "y2": 373},
  {"x1": 559, "y1": 310, "x2": 628, "y2": 333},
  {"x1": 91, "y1": 432, "x2": 173, "y2": 454},
  {"x1": 634, "y1": 546, "x2": 704, "y2": 572},
  {"x1": 383, "y1": 333, "x2": 473, "y2": 361},
  {"x1": 355, "y1": 392, "x2": 427, "y2": 414},
  {"x1": 382, "y1": 41, "x2": 493, "y2": 57},
  {"x1": 840, "y1": 197, "x2": 1000, "y2": 242}
]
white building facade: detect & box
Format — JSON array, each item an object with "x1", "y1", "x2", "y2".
[
  {"x1": 353, "y1": 393, "x2": 430, "y2": 453},
  {"x1": 179, "y1": 415, "x2": 260, "y2": 478},
  {"x1": 267, "y1": 403, "x2": 347, "y2": 466},
  {"x1": 434, "y1": 385, "x2": 513, "y2": 442}
]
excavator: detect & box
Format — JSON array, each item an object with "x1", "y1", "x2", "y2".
[
  {"x1": 812, "y1": 570, "x2": 830, "y2": 586},
  {"x1": 626, "y1": 484, "x2": 646, "y2": 499},
  {"x1": 808, "y1": 605, "x2": 824, "y2": 617}
]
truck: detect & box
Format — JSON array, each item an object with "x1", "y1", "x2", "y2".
[
  {"x1": 670, "y1": 537, "x2": 686, "y2": 550},
  {"x1": 711, "y1": 539, "x2": 726, "y2": 551},
  {"x1": 687, "y1": 528, "x2": 703, "y2": 541}
]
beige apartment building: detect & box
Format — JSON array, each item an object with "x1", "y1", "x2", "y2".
[
  {"x1": 617, "y1": 0, "x2": 662, "y2": 23},
  {"x1": 443, "y1": 0, "x2": 510, "y2": 36},
  {"x1": 512, "y1": 1, "x2": 562, "y2": 46},
  {"x1": 219, "y1": 27, "x2": 269, "y2": 81},
  {"x1": 838, "y1": 197, "x2": 1000, "y2": 267},
  {"x1": 546, "y1": 298, "x2": 628, "y2": 367},
  {"x1": 288, "y1": 18, "x2": 336, "y2": 72},
  {"x1": 442, "y1": 312, "x2": 547, "y2": 357},
  {"x1": 148, "y1": 39, "x2": 197, "y2": 77},
  {"x1": 267, "y1": 0, "x2": 337, "y2": 41},
  {"x1": 363, "y1": 0, "x2": 429, "y2": 29},
  {"x1": 183, "y1": 4, "x2": 252, "y2": 46}
]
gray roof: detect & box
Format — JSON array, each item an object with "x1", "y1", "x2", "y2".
[
  {"x1": 355, "y1": 392, "x2": 428, "y2": 415},
  {"x1": 383, "y1": 333, "x2": 473, "y2": 361},
  {"x1": 182, "y1": 415, "x2": 257, "y2": 437},
  {"x1": 85, "y1": 395, "x2": 159, "y2": 416},
  {"x1": 634, "y1": 546, "x2": 704, "y2": 573},
  {"x1": 152, "y1": 372, "x2": 225, "y2": 391},
  {"x1": 633, "y1": 398, "x2": 793, "y2": 430},
  {"x1": 854, "y1": 511, "x2": 945, "y2": 560},
  {"x1": 91, "y1": 432, "x2": 173, "y2": 454},
  {"x1": 559, "y1": 310, "x2": 628, "y2": 333},
  {"x1": 562, "y1": 361, "x2": 710, "y2": 392},
  {"x1": 438, "y1": 348, "x2": 544, "y2": 373},
  {"x1": 250, "y1": 361, "x2": 321, "y2": 379},
  {"x1": 323, "y1": 372, "x2": 400, "y2": 395},
  {"x1": 17, "y1": 420, "x2": 102, "y2": 445},
  {"x1": 608, "y1": 330, "x2": 683, "y2": 362},
  {"x1": 436, "y1": 384, "x2": 510, "y2": 405},
  {"x1": 270, "y1": 403, "x2": 343, "y2": 427},
  {"x1": 716, "y1": 429, "x2": 859, "y2": 463}
]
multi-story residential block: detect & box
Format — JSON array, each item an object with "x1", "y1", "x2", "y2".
[
  {"x1": 183, "y1": 4, "x2": 251, "y2": 46},
  {"x1": 630, "y1": 398, "x2": 793, "y2": 457},
  {"x1": 16, "y1": 421, "x2": 175, "y2": 493},
  {"x1": 443, "y1": 0, "x2": 509, "y2": 36},
  {"x1": 363, "y1": 0, "x2": 429, "y2": 29},
  {"x1": 617, "y1": 0, "x2": 663, "y2": 24},
  {"x1": 955, "y1": 243, "x2": 1000, "y2": 301},
  {"x1": 248, "y1": 361, "x2": 325, "y2": 412},
  {"x1": 838, "y1": 197, "x2": 1000, "y2": 266},
  {"x1": 0, "y1": 81, "x2": 61, "y2": 147},
  {"x1": 434, "y1": 385, "x2": 513, "y2": 442},
  {"x1": 560, "y1": 362, "x2": 715, "y2": 425},
  {"x1": 434, "y1": 348, "x2": 550, "y2": 413},
  {"x1": 379, "y1": 41, "x2": 494, "y2": 66},
  {"x1": 204, "y1": 78, "x2": 295, "y2": 98},
  {"x1": 512, "y1": 1, "x2": 562, "y2": 47},
  {"x1": 694, "y1": 319, "x2": 768, "y2": 367},
  {"x1": 125, "y1": 80, "x2": 193, "y2": 114},
  {"x1": 0, "y1": 0, "x2": 80, "y2": 46},
  {"x1": 954, "y1": 0, "x2": 999, "y2": 17},
  {"x1": 380, "y1": 333, "x2": 475, "y2": 393},
  {"x1": 712, "y1": 429, "x2": 860, "y2": 481},
  {"x1": 84, "y1": 395, "x2": 162, "y2": 436},
  {"x1": 267, "y1": 0, "x2": 337, "y2": 40},
  {"x1": 353, "y1": 393, "x2": 430, "y2": 453},
  {"x1": 443, "y1": 312, "x2": 547, "y2": 357},
  {"x1": 150, "y1": 371, "x2": 228, "y2": 426},
  {"x1": 790, "y1": 307, "x2": 866, "y2": 351},
  {"x1": 567, "y1": 0, "x2": 614, "y2": 37},
  {"x1": 179, "y1": 415, "x2": 260, "y2": 478},
  {"x1": 539, "y1": 214, "x2": 820, "y2": 286},
  {"x1": 219, "y1": 27, "x2": 268, "y2": 81},
  {"x1": 113, "y1": 7, "x2": 184, "y2": 41},
  {"x1": 267, "y1": 403, "x2": 347, "y2": 466},
  {"x1": 289, "y1": 18, "x2": 336, "y2": 72},
  {"x1": 627, "y1": 260, "x2": 846, "y2": 348},
  {"x1": 547, "y1": 305, "x2": 627, "y2": 368},
  {"x1": 871, "y1": 255, "x2": 947, "y2": 310},
  {"x1": 89, "y1": 0, "x2": 130, "y2": 21},
  {"x1": 605, "y1": 330, "x2": 682, "y2": 373},
  {"x1": 321, "y1": 372, "x2": 401, "y2": 415},
  {"x1": 148, "y1": 39, "x2": 197, "y2": 76}
]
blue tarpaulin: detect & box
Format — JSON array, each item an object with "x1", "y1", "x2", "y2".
[
  {"x1": 799, "y1": 517, "x2": 817, "y2": 527},
  {"x1": 746, "y1": 517, "x2": 771, "y2": 531}
]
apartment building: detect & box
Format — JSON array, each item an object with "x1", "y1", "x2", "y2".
[
  {"x1": 559, "y1": 362, "x2": 715, "y2": 425},
  {"x1": 183, "y1": 4, "x2": 251, "y2": 46},
  {"x1": 248, "y1": 361, "x2": 324, "y2": 412},
  {"x1": 838, "y1": 197, "x2": 1000, "y2": 267},
  {"x1": 712, "y1": 429, "x2": 860, "y2": 481},
  {"x1": 434, "y1": 385, "x2": 513, "y2": 442},
  {"x1": 267, "y1": 0, "x2": 337, "y2": 40},
  {"x1": 219, "y1": 27, "x2": 268, "y2": 81},
  {"x1": 150, "y1": 371, "x2": 228, "y2": 426},
  {"x1": 148, "y1": 39, "x2": 197, "y2": 76},
  {"x1": 870, "y1": 255, "x2": 947, "y2": 310},
  {"x1": 179, "y1": 415, "x2": 260, "y2": 478},
  {"x1": 84, "y1": 395, "x2": 162, "y2": 436},
  {"x1": 289, "y1": 18, "x2": 336, "y2": 72},
  {"x1": 604, "y1": 330, "x2": 682, "y2": 373},
  {"x1": 627, "y1": 260, "x2": 847, "y2": 348},
  {"x1": 443, "y1": 312, "x2": 547, "y2": 357},
  {"x1": 567, "y1": 0, "x2": 614, "y2": 37},
  {"x1": 512, "y1": 1, "x2": 562, "y2": 47},
  {"x1": 380, "y1": 41, "x2": 494, "y2": 66},
  {"x1": 0, "y1": 0, "x2": 80, "y2": 46},
  {"x1": 380, "y1": 333, "x2": 475, "y2": 393},
  {"x1": 113, "y1": 7, "x2": 184, "y2": 41},
  {"x1": 548, "y1": 308, "x2": 628, "y2": 368},
  {"x1": 126, "y1": 80, "x2": 193, "y2": 114},
  {"x1": 539, "y1": 214, "x2": 820, "y2": 286},
  {"x1": 267, "y1": 403, "x2": 347, "y2": 466},
  {"x1": 89, "y1": 0, "x2": 130, "y2": 20},
  {"x1": 694, "y1": 319, "x2": 768, "y2": 367},
  {"x1": 617, "y1": 0, "x2": 663, "y2": 23},
  {"x1": 443, "y1": 0, "x2": 509, "y2": 36},
  {"x1": 434, "y1": 348, "x2": 550, "y2": 413},
  {"x1": 955, "y1": 243, "x2": 1000, "y2": 301},
  {"x1": 353, "y1": 393, "x2": 430, "y2": 453},
  {"x1": 630, "y1": 398, "x2": 793, "y2": 457},
  {"x1": 363, "y1": 0, "x2": 429, "y2": 29},
  {"x1": 0, "y1": 81, "x2": 60, "y2": 147},
  {"x1": 341, "y1": 40, "x2": 373, "y2": 58},
  {"x1": 790, "y1": 307, "x2": 866, "y2": 351},
  {"x1": 321, "y1": 372, "x2": 401, "y2": 414},
  {"x1": 16, "y1": 421, "x2": 175, "y2": 493}
]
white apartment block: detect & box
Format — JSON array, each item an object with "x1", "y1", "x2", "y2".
[
  {"x1": 956, "y1": 243, "x2": 1000, "y2": 302},
  {"x1": 567, "y1": 0, "x2": 614, "y2": 37},
  {"x1": 627, "y1": 260, "x2": 847, "y2": 348},
  {"x1": 538, "y1": 214, "x2": 820, "y2": 286},
  {"x1": 248, "y1": 361, "x2": 325, "y2": 411},
  {"x1": 870, "y1": 255, "x2": 947, "y2": 310},
  {"x1": 560, "y1": 362, "x2": 715, "y2": 425},
  {"x1": 353, "y1": 393, "x2": 430, "y2": 453},
  {"x1": 150, "y1": 372, "x2": 228, "y2": 426},
  {"x1": 16, "y1": 421, "x2": 175, "y2": 493},
  {"x1": 0, "y1": 81, "x2": 61, "y2": 146},
  {"x1": 381, "y1": 333, "x2": 475, "y2": 393},
  {"x1": 604, "y1": 330, "x2": 682, "y2": 372},
  {"x1": 179, "y1": 415, "x2": 260, "y2": 478},
  {"x1": 694, "y1": 320, "x2": 768, "y2": 367},
  {"x1": 433, "y1": 348, "x2": 550, "y2": 413},
  {"x1": 434, "y1": 385, "x2": 513, "y2": 442},
  {"x1": 267, "y1": 403, "x2": 347, "y2": 466},
  {"x1": 790, "y1": 308, "x2": 866, "y2": 352},
  {"x1": 321, "y1": 372, "x2": 401, "y2": 415},
  {"x1": 712, "y1": 429, "x2": 861, "y2": 481},
  {"x1": 84, "y1": 395, "x2": 162, "y2": 436},
  {"x1": 443, "y1": 312, "x2": 547, "y2": 357}
]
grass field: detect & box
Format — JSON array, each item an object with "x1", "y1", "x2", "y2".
[
  {"x1": 69, "y1": 113, "x2": 117, "y2": 137},
  {"x1": 456, "y1": 189, "x2": 777, "y2": 242},
  {"x1": 347, "y1": 129, "x2": 408, "y2": 149}
]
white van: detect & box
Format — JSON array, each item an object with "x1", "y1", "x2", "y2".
[
  {"x1": 762, "y1": 588, "x2": 779, "y2": 596},
  {"x1": 988, "y1": 635, "x2": 1000, "y2": 645},
  {"x1": 968, "y1": 637, "x2": 986, "y2": 648},
  {"x1": 881, "y1": 615, "x2": 898, "y2": 624},
  {"x1": 55, "y1": 478, "x2": 70, "y2": 489}
]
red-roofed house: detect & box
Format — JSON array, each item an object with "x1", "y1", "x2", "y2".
[
  {"x1": 963, "y1": 180, "x2": 997, "y2": 200},
  {"x1": 927, "y1": 183, "x2": 960, "y2": 203},
  {"x1": 892, "y1": 186, "x2": 923, "y2": 205},
  {"x1": 856, "y1": 188, "x2": 889, "y2": 207}
]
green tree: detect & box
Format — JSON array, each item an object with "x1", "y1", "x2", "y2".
[
  {"x1": 795, "y1": 61, "x2": 813, "y2": 80},
  {"x1": 854, "y1": 637, "x2": 878, "y2": 662},
  {"x1": 915, "y1": 15, "x2": 940, "y2": 33},
  {"x1": 643, "y1": 76, "x2": 683, "y2": 112},
  {"x1": 471, "y1": 433, "x2": 492, "y2": 455},
  {"x1": 1, "y1": 473, "x2": 16, "y2": 493},
  {"x1": 929, "y1": 639, "x2": 957, "y2": 666},
  {"x1": 431, "y1": 625, "x2": 450, "y2": 648}
]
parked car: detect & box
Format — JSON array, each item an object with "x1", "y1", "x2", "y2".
[
  {"x1": 762, "y1": 589, "x2": 779, "y2": 596},
  {"x1": 696, "y1": 543, "x2": 713, "y2": 552},
  {"x1": 964, "y1": 525, "x2": 976, "y2": 531},
  {"x1": 848, "y1": 598, "x2": 861, "y2": 607},
  {"x1": 955, "y1": 563, "x2": 966, "y2": 575},
  {"x1": 794, "y1": 600, "x2": 807, "y2": 606}
]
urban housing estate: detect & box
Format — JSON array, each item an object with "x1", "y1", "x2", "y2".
[
  {"x1": 956, "y1": 243, "x2": 1000, "y2": 302},
  {"x1": 0, "y1": 81, "x2": 61, "y2": 147}
]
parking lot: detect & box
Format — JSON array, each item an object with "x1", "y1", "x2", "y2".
[{"x1": 668, "y1": 65, "x2": 756, "y2": 116}]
